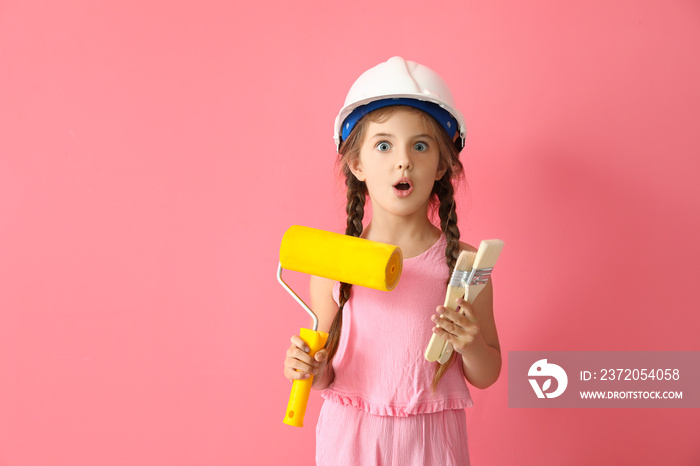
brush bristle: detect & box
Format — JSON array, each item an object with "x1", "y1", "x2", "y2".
[
  {"x1": 455, "y1": 250, "x2": 477, "y2": 272},
  {"x1": 472, "y1": 239, "x2": 505, "y2": 269}
]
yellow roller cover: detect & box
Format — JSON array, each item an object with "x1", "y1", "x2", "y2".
[{"x1": 279, "y1": 225, "x2": 402, "y2": 291}]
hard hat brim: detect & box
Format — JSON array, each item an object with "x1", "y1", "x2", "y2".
[{"x1": 335, "y1": 95, "x2": 466, "y2": 153}]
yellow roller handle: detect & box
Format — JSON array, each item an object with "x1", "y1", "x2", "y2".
[
  {"x1": 283, "y1": 328, "x2": 329, "y2": 427},
  {"x1": 279, "y1": 225, "x2": 402, "y2": 291}
]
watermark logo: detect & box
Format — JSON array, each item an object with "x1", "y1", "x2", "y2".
[
  {"x1": 510, "y1": 352, "x2": 698, "y2": 408},
  {"x1": 528, "y1": 359, "x2": 568, "y2": 398}
]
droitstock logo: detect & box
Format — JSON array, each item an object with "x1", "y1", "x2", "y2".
[
  {"x1": 528, "y1": 359, "x2": 568, "y2": 398},
  {"x1": 510, "y1": 351, "x2": 699, "y2": 408}
]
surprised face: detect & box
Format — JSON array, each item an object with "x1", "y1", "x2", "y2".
[{"x1": 349, "y1": 107, "x2": 447, "y2": 221}]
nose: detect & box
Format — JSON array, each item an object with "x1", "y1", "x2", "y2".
[{"x1": 396, "y1": 146, "x2": 413, "y2": 171}]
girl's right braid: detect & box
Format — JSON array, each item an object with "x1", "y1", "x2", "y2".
[{"x1": 325, "y1": 173, "x2": 366, "y2": 364}]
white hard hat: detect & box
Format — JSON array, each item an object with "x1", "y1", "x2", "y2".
[{"x1": 334, "y1": 56, "x2": 466, "y2": 152}]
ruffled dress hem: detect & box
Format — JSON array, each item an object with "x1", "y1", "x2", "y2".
[{"x1": 322, "y1": 389, "x2": 473, "y2": 417}]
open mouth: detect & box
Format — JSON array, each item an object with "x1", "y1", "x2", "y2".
[{"x1": 393, "y1": 179, "x2": 413, "y2": 197}]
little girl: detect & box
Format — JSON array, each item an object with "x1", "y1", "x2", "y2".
[{"x1": 283, "y1": 56, "x2": 501, "y2": 465}]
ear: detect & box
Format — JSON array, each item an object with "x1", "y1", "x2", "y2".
[
  {"x1": 348, "y1": 158, "x2": 366, "y2": 182},
  {"x1": 434, "y1": 163, "x2": 449, "y2": 181}
]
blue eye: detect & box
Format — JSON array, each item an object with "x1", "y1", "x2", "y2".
[
  {"x1": 414, "y1": 142, "x2": 428, "y2": 152},
  {"x1": 376, "y1": 142, "x2": 391, "y2": 151}
]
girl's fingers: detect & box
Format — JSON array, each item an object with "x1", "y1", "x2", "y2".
[
  {"x1": 432, "y1": 324, "x2": 453, "y2": 341},
  {"x1": 285, "y1": 357, "x2": 316, "y2": 375},
  {"x1": 314, "y1": 348, "x2": 329, "y2": 363},
  {"x1": 290, "y1": 335, "x2": 310, "y2": 353},
  {"x1": 286, "y1": 345, "x2": 318, "y2": 367},
  {"x1": 432, "y1": 310, "x2": 477, "y2": 337},
  {"x1": 431, "y1": 314, "x2": 461, "y2": 337},
  {"x1": 284, "y1": 335, "x2": 324, "y2": 381},
  {"x1": 433, "y1": 306, "x2": 466, "y2": 330},
  {"x1": 436, "y1": 301, "x2": 477, "y2": 329},
  {"x1": 288, "y1": 335, "x2": 320, "y2": 364},
  {"x1": 456, "y1": 299, "x2": 477, "y2": 323},
  {"x1": 284, "y1": 335, "x2": 331, "y2": 381},
  {"x1": 435, "y1": 305, "x2": 459, "y2": 324},
  {"x1": 431, "y1": 303, "x2": 483, "y2": 356},
  {"x1": 285, "y1": 366, "x2": 312, "y2": 380},
  {"x1": 284, "y1": 354, "x2": 322, "y2": 380}
]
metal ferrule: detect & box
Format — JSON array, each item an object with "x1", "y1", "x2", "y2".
[
  {"x1": 449, "y1": 267, "x2": 494, "y2": 288},
  {"x1": 469, "y1": 267, "x2": 493, "y2": 286},
  {"x1": 449, "y1": 269, "x2": 470, "y2": 288}
]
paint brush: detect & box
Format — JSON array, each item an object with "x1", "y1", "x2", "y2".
[
  {"x1": 425, "y1": 239, "x2": 504, "y2": 364},
  {"x1": 424, "y1": 249, "x2": 476, "y2": 362}
]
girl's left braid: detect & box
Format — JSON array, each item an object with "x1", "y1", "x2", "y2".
[
  {"x1": 432, "y1": 172, "x2": 462, "y2": 389},
  {"x1": 436, "y1": 173, "x2": 460, "y2": 278}
]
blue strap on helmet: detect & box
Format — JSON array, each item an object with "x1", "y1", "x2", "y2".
[{"x1": 340, "y1": 98, "x2": 460, "y2": 147}]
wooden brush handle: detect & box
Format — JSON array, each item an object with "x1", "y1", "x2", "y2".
[
  {"x1": 437, "y1": 239, "x2": 504, "y2": 364},
  {"x1": 425, "y1": 285, "x2": 464, "y2": 362},
  {"x1": 436, "y1": 284, "x2": 487, "y2": 364}
]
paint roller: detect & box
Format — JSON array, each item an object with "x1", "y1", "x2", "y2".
[{"x1": 278, "y1": 225, "x2": 403, "y2": 427}]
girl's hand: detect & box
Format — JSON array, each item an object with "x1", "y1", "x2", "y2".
[
  {"x1": 431, "y1": 298, "x2": 485, "y2": 356},
  {"x1": 283, "y1": 335, "x2": 329, "y2": 383}
]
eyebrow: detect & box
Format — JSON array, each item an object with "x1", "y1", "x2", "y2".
[
  {"x1": 369, "y1": 132, "x2": 394, "y2": 139},
  {"x1": 369, "y1": 132, "x2": 436, "y2": 140}
]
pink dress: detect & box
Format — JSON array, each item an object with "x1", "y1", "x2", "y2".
[{"x1": 316, "y1": 234, "x2": 472, "y2": 465}]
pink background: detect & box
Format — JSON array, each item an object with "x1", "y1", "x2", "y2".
[{"x1": 1, "y1": 1, "x2": 699, "y2": 465}]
